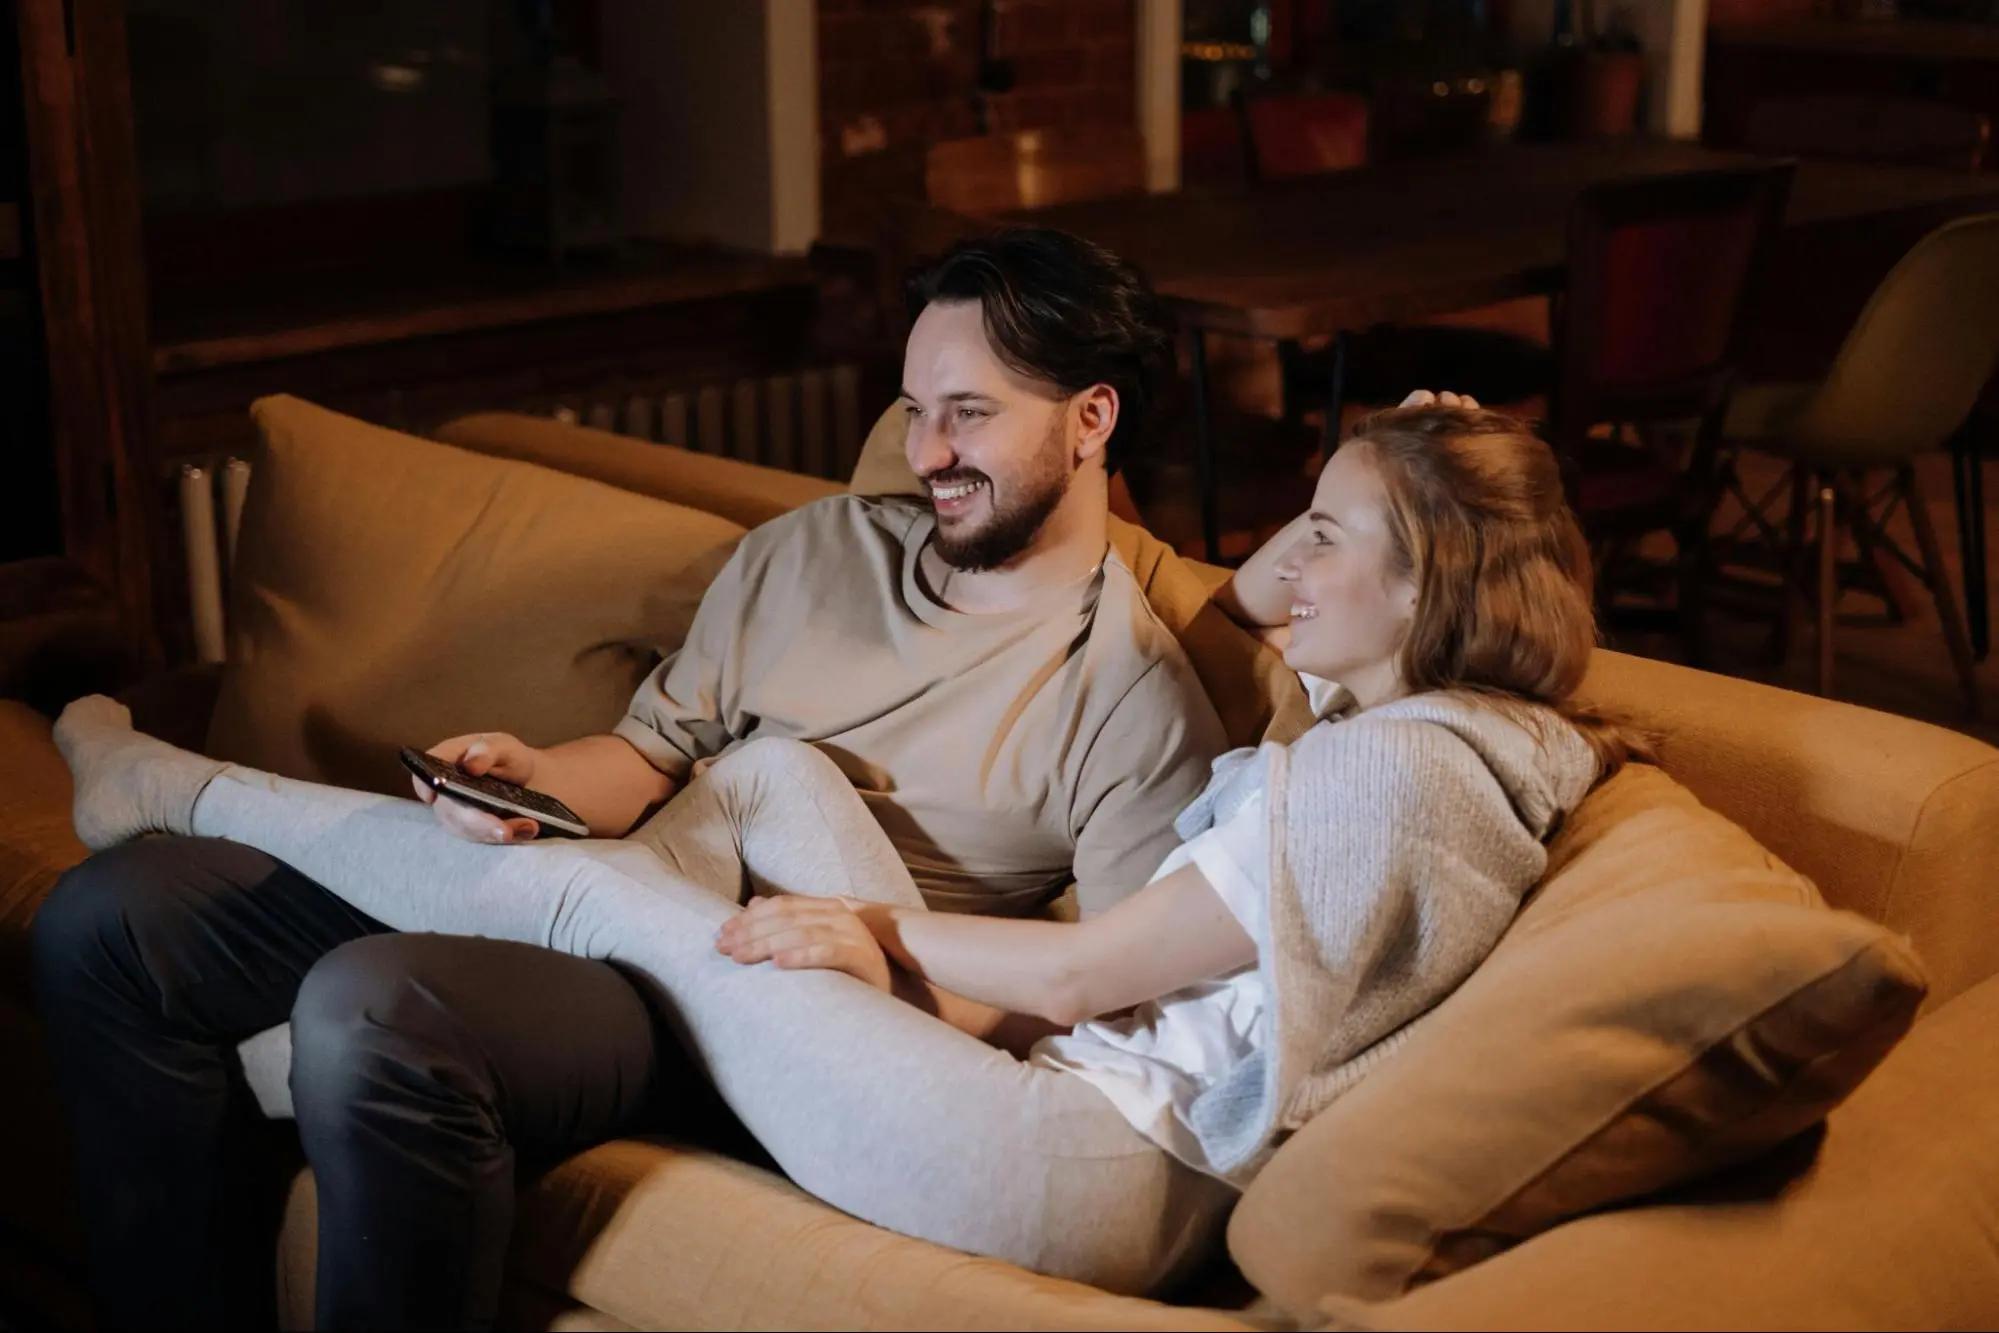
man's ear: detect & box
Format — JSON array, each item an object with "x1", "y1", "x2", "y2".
[{"x1": 1073, "y1": 384, "x2": 1119, "y2": 465}]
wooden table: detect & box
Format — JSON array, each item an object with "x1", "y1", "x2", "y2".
[{"x1": 1002, "y1": 140, "x2": 1999, "y2": 560}]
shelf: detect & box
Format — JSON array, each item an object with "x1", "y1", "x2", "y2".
[
  {"x1": 149, "y1": 240, "x2": 812, "y2": 376},
  {"x1": 1709, "y1": 17, "x2": 1999, "y2": 62}
]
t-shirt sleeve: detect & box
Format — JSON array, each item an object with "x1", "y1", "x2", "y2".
[
  {"x1": 613, "y1": 538, "x2": 755, "y2": 782},
  {"x1": 1179, "y1": 790, "x2": 1266, "y2": 936},
  {"x1": 1070, "y1": 658, "x2": 1229, "y2": 917}
]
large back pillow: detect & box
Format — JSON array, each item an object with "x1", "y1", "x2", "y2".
[
  {"x1": 1227, "y1": 761, "x2": 1927, "y2": 1319},
  {"x1": 206, "y1": 396, "x2": 746, "y2": 794}
]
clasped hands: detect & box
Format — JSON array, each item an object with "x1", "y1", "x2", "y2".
[{"x1": 715, "y1": 895, "x2": 900, "y2": 993}]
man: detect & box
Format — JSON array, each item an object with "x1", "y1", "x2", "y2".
[{"x1": 32, "y1": 228, "x2": 1229, "y2": 1330}]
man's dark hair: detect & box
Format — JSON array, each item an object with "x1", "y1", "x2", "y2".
[{"x1": 905, "y1": 227, "x2": 1176, "y2": 476}]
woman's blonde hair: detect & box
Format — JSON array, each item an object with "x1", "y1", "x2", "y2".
[{"x1": 1349, "y1": 403, "x2": 1649, "y2": 776}]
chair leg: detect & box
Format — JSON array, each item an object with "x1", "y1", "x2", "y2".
[
  {"x1": 1827, "y1": 472, "x2": 1919, "y2": 626},
  {"x1": 1843, "y1": 477, "x2": 1921, "y2": 624},
  {"x1": 1975, "y1": 441, "x2": 1990, "y2": 663},
  {"x1": 1953, "y1": 428, "x2": 1990, "y2": 661},
  {"x1": 1816, "y1": 481, "x2": 1838, "y2": 699},
  {"x1": 1901, "y1": 464, "x2": 1982, "y2": 719},
  {"x1": 1322, "y1": 330, "x2": 1349, "y2": 460},
  {"x1": 1674, "y1": 517, "x2": 1712, "y2": 669},
  {"x1": 1776, "y1": 463, "x2": 1810, "y2": 667},
  {"x1": 1676, "y1": 412, "x2": 1732, "y2": 671}
]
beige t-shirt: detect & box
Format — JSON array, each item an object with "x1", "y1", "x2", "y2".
[{"x1": 615, "y1": 494, "x2": 1228, "y2": 916}]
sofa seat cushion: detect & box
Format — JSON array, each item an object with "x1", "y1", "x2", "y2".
[
  {"x1": 207, "y1": 397, "x2": 750, "y2": 793},
  {"x1": 1317, "y1": 971, "x2": 1999, "y2": 1331},
  {"x1": 0, "y1": 700, "x2": 86, "y2": 999},
  {"x1": 271, "y1": 1137, "x2": 1257, "y2": 1332},
  {"x1": 1228, "y1": 762, "x2": 1927, "y2": 1318}
]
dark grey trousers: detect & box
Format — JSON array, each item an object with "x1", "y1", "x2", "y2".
[{"x1": 29, "y1": 835, "x2": 671, "y2": 1332}]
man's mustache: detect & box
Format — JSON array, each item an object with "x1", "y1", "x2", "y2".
[{"x1": 922, "y1": 470, "x2": 989, "y2": 491}]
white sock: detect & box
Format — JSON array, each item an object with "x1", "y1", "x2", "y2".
[{"x1": 53, "y1": 695, "x2": 228, "y2": 850}]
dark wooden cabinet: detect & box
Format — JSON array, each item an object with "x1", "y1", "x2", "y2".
[
  {"x1": 6, "y1": 1, "x2": 823, "y2": 678},
  {"x1": 9, "y1": 0, "x2": 162, "y2": 687}
]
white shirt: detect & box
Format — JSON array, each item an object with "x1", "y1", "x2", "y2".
[{"x1": 1026, "y1": 672, "x2": 1347, "y2": 1184}]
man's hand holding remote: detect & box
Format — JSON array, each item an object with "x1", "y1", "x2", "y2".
[
  {"x1": 412, "y1": 732, "x2": 546, "y2": 844},
  {"x1": 413, "y1": 730, "x2": 681, "y2": 844}
]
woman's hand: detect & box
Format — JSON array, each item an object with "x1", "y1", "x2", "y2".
[
  {"x1": 1215, "y1": 390, "x2": 1486, "y2": 634},
  {"x1": 715, "y1": 895, "x2": 895, "y2": 993},
  {"x1": 1400, "y1": 389, "x2": 1481, "y2": 410},
  {"x1": 413, "y1": 731, "x2": 544, "y2": 844}
]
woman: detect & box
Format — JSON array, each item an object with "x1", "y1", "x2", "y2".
[{"x1": 49, "y1": 397, "x2": 1633, "y2": 1294}]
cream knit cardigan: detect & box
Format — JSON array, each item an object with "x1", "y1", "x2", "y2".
[{"x1": 1173, "y1": 691, "x2": 1601, "y2": 1180}]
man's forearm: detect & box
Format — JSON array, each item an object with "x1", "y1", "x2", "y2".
[{"x1": 532, "y1": 734, "x2": 678, "y2": 837}]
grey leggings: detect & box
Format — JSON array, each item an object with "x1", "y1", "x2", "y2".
[{"x1": 185, "y1": 738, "x2": 1233, "y2": 1294}]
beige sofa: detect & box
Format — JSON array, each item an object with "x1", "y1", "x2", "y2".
[{"x1": 3, "y1": 401, "x2": 1996, "y2": 1331}]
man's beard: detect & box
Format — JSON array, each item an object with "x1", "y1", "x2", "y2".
[{"x1": 929, "y1": 418, "x2": 1072, "y2": 573}]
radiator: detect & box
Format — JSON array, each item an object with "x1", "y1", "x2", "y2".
[
  {"x1": 548, "y1": 363, "x2": 866, "y2": 480},
  {"x1": 178, "y1": 460, "x2": 249, "y2": 665},
  {"x1": 174, "y1": 364, "x2": 867, "y2": 663}
]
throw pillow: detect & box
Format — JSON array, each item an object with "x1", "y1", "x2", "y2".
[
  {"x1": 1312, "y1": 970, "x2": 1999, "y2": 1331},
  {"x1": 205, "y1": 395, "x2": 747, "y2": 794},
  {"x1": 1227, "y1": 761, "x2": 1927, "y2": 1317}
]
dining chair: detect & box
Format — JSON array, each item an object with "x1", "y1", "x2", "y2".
[
  {"x1": 1739, "y1": 92, "x2": 1993, "y2": 664},
  {"x1": 1718, "y1": 213, "x2": 1999, "y2": 716},
  {"x1": 923, "y1": 125, "x2": 1149, "y2": 217},
  {"x1": 1240, "y1": 90, "x2": 1371, "y2": 181},
  {"x1": 1248, "y1": 90, "x2": 1549, "y2": 449},
  {"x1": 1546, "y1": 161, "x2": 1796, "y2": 664},
  {"x1": 1742, "y1": 95, "x2": 1991, "y2": 173}
]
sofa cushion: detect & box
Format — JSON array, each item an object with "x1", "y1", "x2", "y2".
[
  {"x1": 514, "y1": 1139, "x2": 1258, "y2": 1332},
  {"x1": 0, "y1": 700, "x2": 86, "y2": 994},
  {"x1": 1316, "y1": 971, "x2": 1999, "y2": 1332},
  {"x1": 1575, "y1": 650, "x2": 1999, "y2": 1013},
  {"x1": 271, "y1": 1142, "x2": 1257, "y2": 1332},
  {"x1": 206, "y1": 396, "x2": 748, "y2": 793},
  {"x1": 1227, "y1": 762, "x2": 1926, "y2": 1318},
  {"x1": 847, "y1": 404, "x2": 1305, "y2": 749}
]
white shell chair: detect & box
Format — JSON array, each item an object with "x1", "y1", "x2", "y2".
[{"x1": 1722, "y1": 212, "x2": 1999, "y2": 716}]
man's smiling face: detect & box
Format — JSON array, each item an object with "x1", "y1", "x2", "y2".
[{"x1": 899, "y1": 299, "x2": 1076, "y2": 572}]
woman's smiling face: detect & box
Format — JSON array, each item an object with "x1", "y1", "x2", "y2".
[{"x1": 1276, "y1": 440, "x2": 1418, "y2": 709}]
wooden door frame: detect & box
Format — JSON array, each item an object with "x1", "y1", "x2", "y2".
[{"x1": 17, "y1": 0, "x2": 161, "y2": 660}]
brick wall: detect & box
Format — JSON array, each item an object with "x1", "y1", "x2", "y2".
[{"x1": 818, "y1": 0, "x2": 1136, "y2": 232}]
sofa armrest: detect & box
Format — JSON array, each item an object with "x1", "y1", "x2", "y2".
[
  {"x1": 1575, "y1": 650, "x2": 1999, "y2": 1010},
  {"x1": 432, "y1": 412, "x2": 843, "y2": 531},
  {"x1": 1316, "y1": 972, "x2": 1999, "y2": 1332},
  {"x1": 0, "y1": 700, "x2": 87, "y2": 993}
]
